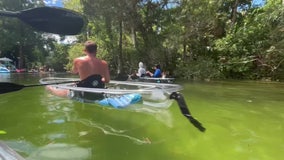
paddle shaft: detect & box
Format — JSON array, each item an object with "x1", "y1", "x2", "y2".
[
  {"x1": 0, "y1": 10, "x2": 19, "y2": 18},
  {"x1": 25, "y1": 80, "x2": 79, "y2": 87},
  {"x1": 0, "y1": 80, "x2": 79, "y2": 94}
]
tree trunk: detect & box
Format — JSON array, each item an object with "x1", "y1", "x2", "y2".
[
  {"x1": 18, "y1": 44, "x2": 24, "y2": 69},
  {"x1": 131, "y1": 27, "x2": 137, "y2": 48},
  {"x1": 118, "y1": 19, "x2": 123, "y2": 73},
  {"x1": 231, "y1": 0, "x2": 239, "y2": 25}
]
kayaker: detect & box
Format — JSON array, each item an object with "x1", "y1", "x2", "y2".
[
  {"x1": 146, "y1": 64, "x2": 162, "y2": 78},
  {"x1": 73, "y1": 40, "x2": 110, "y2": 87},
  {"x1": 137, "y1": 62, "x2": 146, "y2": 77},
  {"x1": 46, "y1": 40, "x2": 110, "y2": 98}
]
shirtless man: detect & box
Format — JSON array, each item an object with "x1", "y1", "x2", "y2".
[
  {"x1": 47, "y1": 40, "x2": 110, "y2": 98},
  {"x1": 73, "y1": 40, "x2": 110, "y2": 86}
]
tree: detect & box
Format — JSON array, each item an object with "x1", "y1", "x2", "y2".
[
  {"x1": 214, "y1": 0, "x2": 284, "y2": 80},
  {"x1": 0, "y1": 0, "x2": 50, "y2": 69}
]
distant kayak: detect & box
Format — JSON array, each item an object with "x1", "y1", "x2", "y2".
[{"x1": 135, "y1": 77, "x2": 175, "y2": 83}]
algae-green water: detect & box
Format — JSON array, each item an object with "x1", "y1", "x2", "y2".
[{"x1": 0, "y1": 73, "x2": 283, "y2": 160}]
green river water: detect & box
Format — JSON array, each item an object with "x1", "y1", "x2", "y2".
[{"x1": 0, "y1": 73, "x2": 283, "y2": 160}]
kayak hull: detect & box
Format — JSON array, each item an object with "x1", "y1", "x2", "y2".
[
  {"x1": 40, "y1": 77, "x2": 182, "y2": 109},
  {"x1": 136, "y1": 77, "x2": 175, "y2": 83}
]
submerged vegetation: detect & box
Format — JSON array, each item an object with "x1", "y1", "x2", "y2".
[{"x1": 0, "y1": 0, "x2": 284, "y2": 81}]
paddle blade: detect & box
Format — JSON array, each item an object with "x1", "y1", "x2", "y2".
[
  {"x1": 17, "y1": 7, "x2": 85, "y2": 35},
  {"x1": 0, "y1": 82, "x2": 25, "y2": 94},
  {"x1": 184, "y1": 115, "x2": 206, "y2": 132},
  {"x1": 170, "y1": 92, "x2": 206, "y2": 132}
]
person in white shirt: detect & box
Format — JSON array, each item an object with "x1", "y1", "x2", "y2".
[{"x1": 137, "y1": 62, "x2": 146, "y2": 77}]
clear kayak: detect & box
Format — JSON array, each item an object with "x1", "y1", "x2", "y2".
[
  {"x1": 39, "y1": 77, "x2": 182, "y2": 109},
  {"x1": 135, "y1": 77, "x2": 175, "y2": 83},
  {"x1": 39, "y1": 77, "x2": 206, "y2": 132}
]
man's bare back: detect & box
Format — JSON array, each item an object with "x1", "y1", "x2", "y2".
[
  {"x1": 72, "y1": 40, "x2": 110, "y2": 83},
  {"x1": 73, "y1": 55, "x2": 110, "y2": 83}
]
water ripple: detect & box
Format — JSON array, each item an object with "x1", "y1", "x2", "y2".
[{"x1": 77, "y1": 119, "x2": 152, "y2": 145}]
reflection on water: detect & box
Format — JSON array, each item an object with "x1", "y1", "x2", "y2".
[
  {"x1": 40, "y1": 93, "x2": 76, "y2": 122},
  {"x1": 40, "y1": 91, "x2": 173, "y2": 145},
  {"x1": 0, "y1": 73, "x2": 11, "y2": 82},
  {"x1": 4, "y1": 140, "x2": 36, "y2": 157},
  {"x1": 128, "y1": 105, "x2": 174, "y2": 127},
  {"x1": 76, "y1": 119, "x2": 151, "y2": 145},
  {"x1": 27, "y1": 143, "x2": 91, "y2": 160}
]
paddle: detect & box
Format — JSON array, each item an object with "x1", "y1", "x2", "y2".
[
  {"x1": 0, "y1": 81, "x2": 79, "y2": 94},
  {"x1": 170, "y1": 92, "x2": 206, "y2": 132},
  {"x1": 0, "y1": 6, "x2": 85, "y2": 35}
]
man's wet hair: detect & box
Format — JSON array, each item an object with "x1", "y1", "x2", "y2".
[{"x1": 84, "y1": 40, "x2": 97, "y2": 53}]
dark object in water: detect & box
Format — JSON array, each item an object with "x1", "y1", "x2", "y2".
[
  {"x1": 170, "y1": 92, "x2": 206, "y2": 132},
  {"x1": 0, "y1": 7, "x2": 85, "y2": 35}
]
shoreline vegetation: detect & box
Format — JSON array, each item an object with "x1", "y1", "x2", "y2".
[{"x1": 1, "y1": 1, "x2": 284, "y2": 81}]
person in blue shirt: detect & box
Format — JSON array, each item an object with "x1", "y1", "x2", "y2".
[{"x1": 146, "y1": 64, "x2": 162, "y2": 78}]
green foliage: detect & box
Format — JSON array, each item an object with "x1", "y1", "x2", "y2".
[
  {"x1": 64, "y1": 0, "x2": 83, "y2": 12},
  {"x1": 71, "y1": 0, "x2": 284, "y2": 80},
  {"x1": 46, "y1": 44, "x2": 70, "y2": 72},
  {"x1": 175, "y1": 56, "x2": 221, "y2": 80},
  {"x1": 213, "y1": 1, "x2": 284, "y2": 80},
  {"x1": 65, "y1": 43, "x2": 84, "y2": 71},
  {"x1": 1, "y1": 0, "x2": 284, "y2": 81},
  {"x1": 0, "y1": 0, "x2": 49, "y2": 69}
]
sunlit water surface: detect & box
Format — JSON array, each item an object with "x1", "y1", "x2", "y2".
[{"x1": 0, "y1": 73, "x2": 283, "y2": 160}]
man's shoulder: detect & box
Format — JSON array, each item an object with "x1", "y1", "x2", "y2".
[
  {"x1": 74, "y1": 56, "x2": 87, "y2": 61},
  {"x1": 100, "y1": 59, "x2": 108, "y2": 65}
]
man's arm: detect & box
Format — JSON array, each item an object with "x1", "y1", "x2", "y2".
[
  {"x1": 72, "y1": 59, "x2": 79, "y2": 74},
  {"x1": 102, "y1": 60, "x2": 110, "y2": 83}
]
